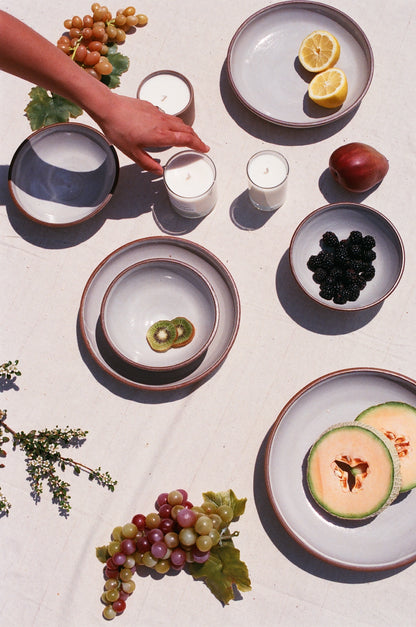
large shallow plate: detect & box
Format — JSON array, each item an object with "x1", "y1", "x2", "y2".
[
  {"x1": 227, "y1": 1, "x2": 373, "y2": 127},
  {"x1": 289, "y1": 203, "x2": 405, "y2": 311},
  {"x1": 79, "y1": 237, "x2": 240, "y2": 391},
  {"x1": 265, "y1": 368, "x2": 416, "y2": 570}
]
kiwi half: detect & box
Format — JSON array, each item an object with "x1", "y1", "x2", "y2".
[
  {"x1": 146, "y1": 320, "x2": 177, "y2": 352},
  {"x1": 171, "y1": 317, "x2": 195, "y2": 348}
]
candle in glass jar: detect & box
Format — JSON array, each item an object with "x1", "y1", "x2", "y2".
[
  {"x1": 137, "y1": 71, "x2": 195, "y2": 125},
  {"x1": 163, "y1": 151, "x2": 217, "y2": 218},
  {"x1": 247, "y1": 150, "x2": 289, "y2": 211}
]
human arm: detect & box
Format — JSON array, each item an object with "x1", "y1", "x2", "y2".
[{"x1": 0, "y1": 10, "x2": 209, "y2": 174}]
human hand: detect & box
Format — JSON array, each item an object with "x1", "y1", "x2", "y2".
[{"x1": 91, "y1": 93, "x2": 210, "y2": 175}]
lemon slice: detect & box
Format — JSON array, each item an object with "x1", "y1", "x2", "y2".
[
  {"x1": 299, "y1": 30, "x2": 340, "y2": 72},
  {"x1": 308, "y1": 68, "x2": 348, "y2": 108}
]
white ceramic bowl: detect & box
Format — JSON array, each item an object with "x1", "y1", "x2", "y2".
[
  {"x1": 289, "y1": 203, "x2": 405, "y2": 311},
  {"x1": 100, "y1": 258, "x2": 219, "y2": 371},
  {"x1": 8, "y1": 122, "x2": 119, "y2": 226}
]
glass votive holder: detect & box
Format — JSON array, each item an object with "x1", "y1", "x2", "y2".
[
  {"x1": 163, "y1": 150, "x2": 217, "y2": 219},
  {"x1": 247, "y1": 150, "x2": 289, "y2": 211},
  {"x1": 137, "y1": 70, "x2": 195, "y2": 126}
]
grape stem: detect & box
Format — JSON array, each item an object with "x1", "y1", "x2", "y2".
[
  {"x1": 71, "y1": 36, "x2": 83, "y2": 61},
  {"x1": 219, "y1": 529, "x2": 240, "y2": 545}
]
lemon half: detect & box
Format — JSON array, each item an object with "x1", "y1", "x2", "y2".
[
  {"x1": 308, "y1": 67, "x2": 348, "y2": 108},
  {"x1": 299, "y1": 30, "x2": 340, "y2": 73}
]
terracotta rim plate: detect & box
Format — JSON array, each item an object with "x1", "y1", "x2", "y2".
[
  {"x1": 8, "y1": 122, "x2": 119, "y2": 227},
  {"x1": 79, "y1": 237, "x2": 240, "y2": 391},
  {"x1": 289, "y1": 202, "x2": 405, "y2": 311},
  {"x1": 265, "y1": 368, "x2": 416, "y2": 570},
  {"x1": 227, "y1": 1, "x2": 374, "y2": 127}
]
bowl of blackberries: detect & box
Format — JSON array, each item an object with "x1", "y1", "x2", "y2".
[{"x1": 289, "y1": 203, "x2": 405, "y2": 311}]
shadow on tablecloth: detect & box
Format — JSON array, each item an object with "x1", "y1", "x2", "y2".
[{"x1": 275, "y1": 248, "x2": 382, "y2": 334}]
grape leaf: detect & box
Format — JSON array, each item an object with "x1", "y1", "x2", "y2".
[
  {"x1": 202, "y1": 489, "x2": 247, "y2": 519},
  {"x1": 101, "y1": 44, "x2": 130, "y2": 89},
  {"x1": 189, "y1": 543, "x2": 251, "y2": 605},
  {"x1": 96, "y1": 545, "x2": 110, "y2": 563},
  {"x1": 25, "y1": 86, "x2": 83, "y2": 130}
]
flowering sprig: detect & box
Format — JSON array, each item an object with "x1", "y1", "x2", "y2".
[{"x1": 0, "y1": 362, "x2": 117, "y2": 515}]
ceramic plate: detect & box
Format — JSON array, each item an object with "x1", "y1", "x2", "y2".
[
  {"x1": 101, "y1": 258, "x2": 219, "y2": 371},
  {"x1": 8, "y1": 123, "x2": 119, "y2": 226},
  {"x1": 265, "y1": 368, "x2": 416, "y2": 570},
  {"x1": 79, "y1": 237, "x2": 240, "y2": 391},
  {"x1": 227, "y1": 1, "x2": 373, "y2": 127},
  {"x1": 289, "y1": 203, "x2": 405, "y2": 311}
]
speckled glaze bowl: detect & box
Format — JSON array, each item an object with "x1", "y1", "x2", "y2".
[
  {"x1": 289, "y1": 202, "x2": 405, "y2": 311},
  {"x1": 100, "y1": 258, "x2": 219, "y2": 372},
  {"x1": 8, "y1": 122, "x2": 119, "y2": 226}
]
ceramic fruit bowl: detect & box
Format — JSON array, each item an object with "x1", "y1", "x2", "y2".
[
  {"x1": 8, "y1": 122, "x2": 119, "y2": 226},
  {"x1": 289, "y1": 203, "x2": 404, "y2": 311},
  {"x1": 100, "y1": 258, "x2": 219, "y2": 372}
]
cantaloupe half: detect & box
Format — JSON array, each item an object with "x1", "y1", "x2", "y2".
[
  {"x1": 307, "y1": 422, "x2": 401, "y2": 519},
  {"x1": 355, "y1": 402, "x2": 416, "y2": 492}
]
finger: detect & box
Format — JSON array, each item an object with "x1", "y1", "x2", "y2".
[
  {"x1": 168, "y1": 129, "x2": 210, "y2": 153},
  {"x1": 133, "y1": 148, "x2": 164, "y2": 175}
]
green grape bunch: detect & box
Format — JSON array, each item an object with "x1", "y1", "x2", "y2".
[{"x1": 57, "y1": 3, "x2": 148, "y2": 81}]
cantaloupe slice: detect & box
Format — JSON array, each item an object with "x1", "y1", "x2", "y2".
[
  {"x1": 355, "y1": 401, "x2": 416, "y2": 492},
  {"x1": 307, "y1": 422, "x2": 401, "y2": 519}
]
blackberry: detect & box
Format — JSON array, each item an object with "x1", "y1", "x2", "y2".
[
  {"x1": 343, "y1": 267, "x2": 358, "y2": 285},
  {"x1": 357, "y1": 275, "x2": 367, "y2": 290},
  {"x1": 312, "y1": 268, "x2": 327, "y2": 283},
  {"x1": 320, "y1": 250, "x2": 335, "y2": 269},
  {"x1": 329, "y1": 266, "x2": 343, "y2": 280},
  {"x1": 349, "y1": 231, "x2": 363, "y2": 244},
  {"x1": 350, "y1": 259, "x2": 364, "y2": 273},
  {"x1": 361, "y1": 265, "x2": 376, "y2": 281},
  {"x1": 362, "y1": 249, "x2": 377, "y2": 262},
  {"x1": 334, "y1": 247, "x2": 349, "y2": 267},
  {"x1": 333, "y1": 287, "x2": 348, "y2": 304},
  {"x1": 322, "y1": 231, "x2": 339, "y2": 248},
  {"x1": 320, "y1": 285, "x2": 334, "y2": 300},
  {"x1": 362, "y1": 235, "x2": 376, "y2": 250},
  {"x1": 346, "y1": 284, "x2": 360, "y2": 301},
  {"x1": 349, "y1": 243, "x2": 362, "y2": 259},
  {"x1": 307, "y1": 255, "x2": 320, "y2": 271}
]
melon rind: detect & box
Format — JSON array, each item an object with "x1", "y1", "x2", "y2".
[
  {"x1": 307, "y1": 422, "x2": 401, "y2": 520},
  {"x1": 355, "y1": 401, "x2": 416, "y2": 492}
]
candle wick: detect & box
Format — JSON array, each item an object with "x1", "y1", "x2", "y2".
[
  {"x1": 264, "y1": 167, "x2": 269, "y2": 174},
  {"x1": 161, "y1": 94, "x2": 167, "y2": 101},
  {"x1": 186, "y1": 173, "x2": 191, "y2": 180}
]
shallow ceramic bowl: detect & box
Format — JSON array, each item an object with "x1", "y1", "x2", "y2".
[
  {"x1": 8, "y1": 123, "x2": 119, "y2": 226},
  {"x1": 100, "y1": 258, "x2": 219, "y2": 371},
  {"x1": 289, "y1": 203, "x2": 405, "y2": 311}
]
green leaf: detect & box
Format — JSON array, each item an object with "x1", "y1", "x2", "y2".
[
  {"x1": 101, "y1": 44, "x2": 130, "y2": 89},
  {"x1": 96, "y1": 545, "x2": 110, "y2": 563},
  {"x1": 202, "y1": 489, "x2": 247, "y2": 520},
  {"x1": 189, "y1": 544, "x2": 251, "y2": 605},
  {"x1": 25, "y1": 86, "x2": 83, "y2": 130}
]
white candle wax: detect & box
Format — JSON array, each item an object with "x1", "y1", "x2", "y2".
[
  {"x1": 164, "y1": 151, "x2": 217, "y2": 218},
  {"x1": 139, "y1": 73, "x2": 191, "y2": 116},
  {"x1": 247, "y1": 150, "x2": 289, "y2": 211}
]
